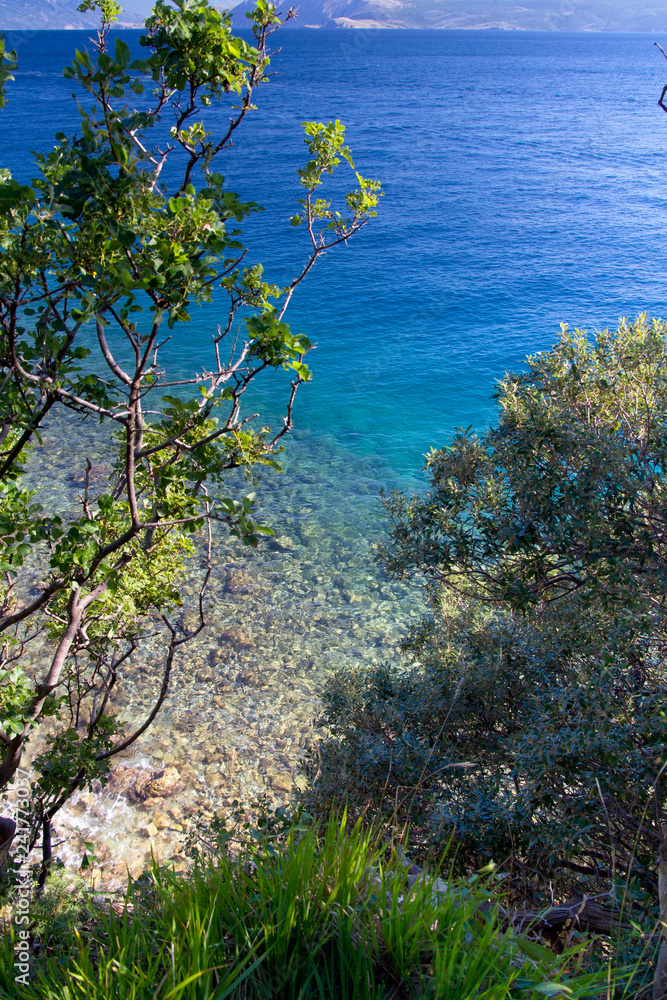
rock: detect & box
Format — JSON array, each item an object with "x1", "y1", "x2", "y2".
[
  {"x1": 209, "y1": 647, "x2": 233, "y2": 666},
  {"x1": 146, "y1": 766, "x2": 183, "y2": 797},
  {"x1": 219, "y1": 627, "x2": 254, "y2": 650},
  {"x1": 269, "y1": 772, "x2": 292, "y2": 794},
  {"x1": 130, "y1": 766, "x2": 183, "y2": 802},
  {"x1": 236, "y1": 668, "x2": 259, "y2": 687},
  {"x1": 108, "y1": 767, "x2": 149, "y2": 798},
  {"x1": 140, "y1": 822, "x2": 159, "y2": 839},
  {"x1": 141, "y1": 796, "x2": 169, "y2": 810},
  {"x1": 223, "y1": 567, "x2": 252, "y2": 595},
  {"x1": 267, "y1": 535, "x2": 296, "y2": 552}
]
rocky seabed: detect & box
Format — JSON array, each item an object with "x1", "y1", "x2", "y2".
[{"x1": 10, "y1": 416, "x2": 423, "y2": 882}]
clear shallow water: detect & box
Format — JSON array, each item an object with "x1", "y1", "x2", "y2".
[
  {"x1": 4, "y1": 27, "x2": 667, "y2": 871},
  {"x1": 17, "y1": 415, "x2": 419, "y2": 879}
]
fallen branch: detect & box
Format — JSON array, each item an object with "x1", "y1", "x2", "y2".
[{"x1": 396, "y1": 849, "x2": 625, "y2": 938}]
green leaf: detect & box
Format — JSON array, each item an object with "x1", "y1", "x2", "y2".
[
  {"x1": 534, "y1": 984, "x2": 573, "y2": 997},
  {"x1": 509, "y1": 938, "x2": 557, "y2": 965},
  {"x1": 114, "y1": 37, "x2": 131, "y2": 68}
]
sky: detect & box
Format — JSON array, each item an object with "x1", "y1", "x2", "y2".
[{"x1": 123, "y1": 0, "x2": 238, "y2": 17}]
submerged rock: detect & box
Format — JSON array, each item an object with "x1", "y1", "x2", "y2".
[
  {"x1": 223, "y1": 567, "x2": 253, "y2": 595},
  {"x1": 113, "y1": 765, "x2": 184, "y2": 803},
  {"x1": 267, "y1": 535, "x2": 297, "y2": 552},
  {"x1": 269, "y1": 771, "x2": 293, "y2": 794},
  {"x1": 219, "y1": 627, "x2": 255, "y2": 650},
  {"x1": 142, "y1": 766, "x2": 183, "y2": 798}
]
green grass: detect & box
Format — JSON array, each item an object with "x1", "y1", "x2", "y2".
[{"x1": 0, "y1": 816, "x2": 631, "y2": 999}]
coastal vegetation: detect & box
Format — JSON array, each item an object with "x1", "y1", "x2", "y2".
[
  {"x1": 305, "y1": 317, "x2": 667, "y2": 993},
  {"x1": 0, "y1": 0, "x2": 379, "y2": 882},
  {"x1": 0, "y1": 814, "x2": 631, "y2": 998},
  {"x1": 0, "y1": 2, "x2": 664, "y2": 998}
]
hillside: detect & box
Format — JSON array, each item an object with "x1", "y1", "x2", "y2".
[
  {"x1": 231, "y1": 0, "x2": 667, "y2": 31},
  {"x1": 0, "y1": 0, "x2": 143, "y2": 28},
  {"x1": 1, "y1": 0, "x2": 667, "y2": 32}
]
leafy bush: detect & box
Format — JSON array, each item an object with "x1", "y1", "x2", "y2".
[
  {"x1": 305, "y1": 594, "x2": 663, "y2": 897},
  {"x1": 302, "y1": 318, "x2": 667, "y2": 992}
]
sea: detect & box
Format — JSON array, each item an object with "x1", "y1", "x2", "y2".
[{"x1": 3, "y1": 27, "x2": 667, "y2": 873}]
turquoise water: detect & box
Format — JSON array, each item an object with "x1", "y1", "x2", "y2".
[
  {"x1": 4, "y1": 29, "x2": 667, "y2": 477},
  {"x1": 5, "y1": 27, "x2": 667, "y2": 870}
]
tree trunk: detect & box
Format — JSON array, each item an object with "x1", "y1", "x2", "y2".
[
  {"x1": 37, "y1": 814, "x2": 52, "y2": 894},
  {"x1": 0, "y1": 588, "x2": 99, "y2": 792},
  {"x1": 0, "y1": 816, "x2": 16, "y2": 870},
  {"x1": 653, "y1": 826, "x2": 667, "y2": 1000}
]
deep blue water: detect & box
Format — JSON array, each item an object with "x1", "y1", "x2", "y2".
[{"x1": 4, "y1": 28, "x2": 667, "y2": 483}]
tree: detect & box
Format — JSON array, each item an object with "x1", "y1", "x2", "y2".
[
  {"x1": 381, "y1": 315, "x2": 667, "y2": 623},
  {"x1": 0, "y1": 0, "x2": 380, "y2": 877},
  {"x1": 304, "y1": 317, "x2": 667, "y2": 971}
]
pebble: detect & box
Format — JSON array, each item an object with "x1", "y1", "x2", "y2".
[
  {"x1": 18, "y1": 414, "x2": 424, "y2": 881},
  {"x1": 270, "y1": 773, "x2": 293, "y2": 793}
]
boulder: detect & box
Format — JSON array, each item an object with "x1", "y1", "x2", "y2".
[
  {"x1": 116, "y1": 765, "x2": 184, "y2": 802},
  {"x1": 142, "y1": 766, "x2": 183, "y2": 798}
]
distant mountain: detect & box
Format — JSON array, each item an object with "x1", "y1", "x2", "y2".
[
  {"x1": 2, "y1": 0, "x2": 666, "y2": 33},
  {"x1": 0, "y1": 0, "x2": 143, "y2": 29},
  {"x1": 231, "y1": 0, "x2": 667, "y2": 31}
]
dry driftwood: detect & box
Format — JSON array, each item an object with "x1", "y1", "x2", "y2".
[
  {"x1": 396, "y1": 849, "x2": 623, "y2": 938},
  {"x1": 510, "y1": 897, "x2": 621, "y2": 937}
]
